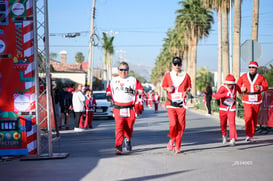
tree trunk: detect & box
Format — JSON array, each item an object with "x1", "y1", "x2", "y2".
[
  {"x1": 222, "y1": 10, "x2": 230, "y2": 79},
  {"x1": 252, "y1": 0, "x2": 259, "y2": 41},
  {"x1": 217, "y1": 11, "x2": 223, "y2": 90},
  {"x1": 103, "y1": 53, "x2": 107, "y2": 81},
  {"x1": 233, "y1": 0, "x2": 241, "y2": 81},
  {"x1": 191, "y1": 36, "x2": 198, "y2": 97}
]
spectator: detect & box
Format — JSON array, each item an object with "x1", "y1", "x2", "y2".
[
  {"x1": 72, "y1": 83, "x2": 86, "y2": 131},
  {"x1": 204, "y1": 82, "x2": 213, "y2": 115},
  {"x1": 59, "y1": 85, "x2": 73, "y2": 130}
]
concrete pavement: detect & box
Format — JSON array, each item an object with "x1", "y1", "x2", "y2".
[{"x1": 1, "y1": 107, "x2": 273, "y2": 181}]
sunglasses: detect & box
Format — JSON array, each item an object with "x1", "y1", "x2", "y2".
[
  {"x1": 173, "y1": 63, "x2": 182, "y2": 66},
  {"x1": 248, "y1": 66, "x2": 256, "y2": 69},
  {"x1": 119, "y1": 68, "x2": 128, "y2": 72}
]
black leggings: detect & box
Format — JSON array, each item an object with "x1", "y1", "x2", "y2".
[
  {"x1": 74, "y1": 112, "x2": 84, "y2": 128},
  {"x1": 206, "y1": 99, "x2": 211, "y2": 114}
]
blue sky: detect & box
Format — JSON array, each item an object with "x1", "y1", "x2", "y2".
[{"x1": 48, "y1": 0, "x2": 273, "y2": 73}]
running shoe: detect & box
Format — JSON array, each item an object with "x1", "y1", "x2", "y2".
[
  {"x1": 167, "y1": 139, "x2": 174, "y2": 151},
  {"x1": 124, "y1": 138, "x2": 132, "y2": 152},
  {"x1": 222, "y1": 135, "x2": 227, "y2": 144},
  {"x1": 229, "y1": 138, "x2": 235, "y2": 146},
  {"x1": 174, "y1": 147, "x2": 182, "y2": 154},
  {"x1": 115, "y1": 145, "x2": 123, "y2": 155}
]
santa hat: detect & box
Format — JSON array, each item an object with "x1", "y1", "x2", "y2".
[
  {"x1": 248, "y1": 61, "x2": 259, "y2": 68},
  {"x1": 224, "y1": 74, "x2": 236, "y2": 84}
]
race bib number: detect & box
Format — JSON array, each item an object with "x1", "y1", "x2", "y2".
[
  {"x1": 223, "y1": 98, "x2": 234, "y2": 107},
  {"x1": 171, "y1": 92, "x2": 183, "y2": 103},
  {"x1": 249, "y1": 95, "x2": 258, "y2": 102},
  {"x1": 120, "y1": 108, "x2": 130, "y2": 117}
]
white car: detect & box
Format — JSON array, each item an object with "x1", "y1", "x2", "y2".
[{"x1": 92, "y1": 91, "x2": 114, "y2": 119}]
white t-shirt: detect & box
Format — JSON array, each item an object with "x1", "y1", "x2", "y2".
[{"x1": 72, "y1": 91, "x2": 86, "y2": 112}]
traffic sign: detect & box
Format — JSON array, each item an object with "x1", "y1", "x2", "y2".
[{"x1": 241, "y1": 40, "x2": 262, "y2": 63}]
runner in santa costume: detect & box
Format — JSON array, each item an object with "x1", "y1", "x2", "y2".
[
  {"x1": 148, "y1": 90, "x2": 154, "y2": 108},
  {"x1": 153, "y1": 92, "x2": 160, "y2": 112},
  {"x1": 213, "y1": 74, "x2": 241, "y2": 146},
  {"x1": 237, "y1": 61, "x2": 268, "y2": 142},
  {"x1": 106, "y1": 61, "x2": 144, "y2": 154},
  {"x1": 162, "y1": 57, "x2": 191, "y2": 154}
]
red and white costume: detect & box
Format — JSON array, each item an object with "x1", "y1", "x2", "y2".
[
  {"x1": 237, "y1": 61, "x2": 268, "y2": 138},
  {"x1": 162, "y1": 70, "x2": 191, "y2": 151},
  {"x1": 147, "y1": 91, "x2": 154, "y2": 108},
  {"x1": 106, "y1": 76, "x2": 143, "y2": 148},
  {"x1": 153, "y1": 94, "x2": 160, "y2": 112},
  {"x1": 213, "y1": 74, "x2": 241, "y2": 141},
  {"x1": 134, "y1": 91, "x2": 144, "y2": 116},
  {"x1": 83, "y1": 96, "x2": 96, "y2": 128}
]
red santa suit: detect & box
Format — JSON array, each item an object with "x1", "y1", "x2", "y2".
[
  {"x1": 134, "y1": 90, "x2": 143, "y2": 116},
  {"x1": 213, "y1": 74, "x2": 241, "y2": 141},
  {"x1": 148, "y1": 91, "x2": 154, "y2": 108},
  {"x1": 237, "y1": 61, "x2": 268, "y2": 139},
  {"x1": 106, "y1": 76, "x2": 143, "y2": 148},
  {"x1": 162, "y1": 70, "x2": 191, "y2": 152},
  {"x1": 84, "y1": 96, "x2": 96, "y2": 128},
  {"x1": 153, "y1": 94, "x2": 160, "y2": 112}
]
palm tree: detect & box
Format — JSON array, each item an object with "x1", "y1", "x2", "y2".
[
  {"x1": 102, "y1": 32, "x2": 114, "y2": 86},
  {"x1": 233, "y1": 0, "x2": 241, "y2": 81},
  {"x1": 252, "y1": 0, "x2": 259, "y2": 41},
  {"x1": 203, "y1": 0, "x2": 232, "y2": 90},
  {"x1": 176, "y1": 0, "x2": 213, "y2": 96},
  {"x1": 75, "y1": 52, "x2": 84, "y2": 64}
]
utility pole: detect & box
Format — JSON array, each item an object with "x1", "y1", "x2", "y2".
[{"x1": 87, "y1": 0, "x2": 96, "y2": 89}]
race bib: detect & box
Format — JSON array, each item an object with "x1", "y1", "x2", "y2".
[
  {"x1": 120, "y1": 108, "x2": 130, "y2": 117},
  {"x1": 249, "y1": 95, "x2": 258, "y2": 102},
  {"x1": 171, "y1": 92, "x2": 183, "y2": 103},
  {"x1": 223, "y1": 98, "x2": 234, "y2": 107}
]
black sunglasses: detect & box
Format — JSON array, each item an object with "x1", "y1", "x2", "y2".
[
  {"x1": 248, "y1": 66, "x2": 256, "y2": 69},
  {"x1": 173, "y1": 63, "x2": 182, "y2": 66},
  {"x1": 119, "y1": 68, "x2": 128, "y2": 72}
]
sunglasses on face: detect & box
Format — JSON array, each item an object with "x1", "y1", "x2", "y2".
[
  {"x1": 173, "y1": 63, "x2": 182, "y2": 66},
  {"x1": 119, "y1": 68, "x2": 128, "y2": 72},
  {"x1": 248, "y1": 66, "x2": 256, "y2": 69}
]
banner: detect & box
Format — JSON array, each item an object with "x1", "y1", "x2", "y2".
[
  {"x1": 258, "y1": 88, "x2": 273, "y2": 127},
  {"x1": 0, "y1": 0, "x2": 36, "y2": 156}
]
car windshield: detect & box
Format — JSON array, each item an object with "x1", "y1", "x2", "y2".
[{"x1": 93, "y1": 93, "x2": 106, "y2": 100}]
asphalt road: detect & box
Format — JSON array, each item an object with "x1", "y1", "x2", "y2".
[{"x1": 1, "y1": 107, "x2": 273, "y2": 181}]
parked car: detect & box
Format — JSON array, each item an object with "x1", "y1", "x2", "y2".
[{"x1": 92, "y1": 91, "x2": 114, "y2": 119}]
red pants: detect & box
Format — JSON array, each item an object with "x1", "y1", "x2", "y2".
[
  {"x1": 148, "y1": 100, "x2": 153, "y2": 107},
  {"x1": 113, "y1": 108, "x2": 136, "y2": 147},
  {"x1": 219, "y1": 110, "x2": 237, "y2": 140},
  {"x1": 84, "y1": 111, "x2": 94, "y2": 128},
  {"x1": 243, "y1": 103, "x2": 261, "y2": 138},
  {"x1": 167, "y1": 107, "x2": 186, "y2": 150},
  {"x1": 154, "y1": 103, "x2": 159, "y2": 112}
]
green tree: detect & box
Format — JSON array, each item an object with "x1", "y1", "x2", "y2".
[
  {"x1": 196, "y1": 66, "x2": 214, "y2": 93},
  {"x1": 102, "y1": 32, "x2": 114, "y2": 84},
  {"x1": 176, "y1": 0, "x2": 214, "y2": 96},
  {"x1": 129, "y1": 70, "x2": 147, "y2": 83},
  {"x1": 75, "y1": 52, "x2": 84, "y2": 64},
  {"x1": 263, "y1": 65, "x2": 273, "y2": 87},
  {"x1": 50, "y1": 52, "x2": 58, "y2": 60},
  {"x1": 203, "y1": 0, "x2": 232, "y2": 89}
]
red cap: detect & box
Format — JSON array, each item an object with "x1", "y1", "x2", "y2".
[
  {"x1": 224, "y1": 74, "x2": 236, "y2": 84},
  {"x1": 248, "y1": 61, "x2": 259, "y2": 68}
]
